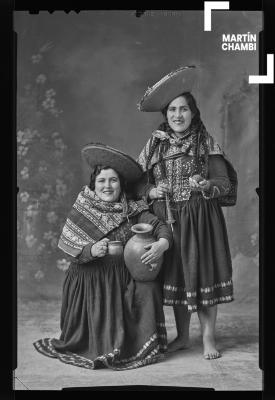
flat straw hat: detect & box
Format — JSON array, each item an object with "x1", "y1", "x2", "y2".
[
  {"x1": 138, "y1": 65, "x2": 197, "y2": 112},
  {"x1": 81, "y1": 143, "x2": 143, "y2": 183}
]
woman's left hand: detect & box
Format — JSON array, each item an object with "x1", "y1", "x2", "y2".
[
  {"x1": 197, "y1": 179, "x2": 211, "y2": 191},
  {"x1": 141, "y1": 238, "x2": 169, "y2": 265},
  {"x1": 189, "y1": 175, "x2": 211, "y2": 191}
]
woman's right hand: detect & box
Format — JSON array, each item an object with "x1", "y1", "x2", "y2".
[
  {"x1": 91, "y1": 238, "x2": 110, "y2": 258},
  {"x1": 149, "y1": 183, "x2": 170, "y2": 200}
]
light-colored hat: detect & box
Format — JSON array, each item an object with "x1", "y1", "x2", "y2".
[
  {"x1": 138, "y1": 66, "x2": 197, "y2": 112},
  {"x1": 81, "y1": 143, "x2": 143, "y2": 183}
]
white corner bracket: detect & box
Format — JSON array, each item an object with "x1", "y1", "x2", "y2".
[
  {"x1": 249, "y1": 54, "x2": 274, "y2": 84},
  {"x1": 204, "y1": 1, "x2": 230, "y2": 31}
]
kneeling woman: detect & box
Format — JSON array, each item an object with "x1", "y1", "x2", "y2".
[{"x1": 33, "y1": 143, "x2": 172, "y2": 370}]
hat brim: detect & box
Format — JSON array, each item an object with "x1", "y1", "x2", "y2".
[
  {"x1": 81, "y1": 143, "x2": 143, "y2": 183},
  {"x1": 138, "y1": 66, "x2": 197, "y2": 112}
]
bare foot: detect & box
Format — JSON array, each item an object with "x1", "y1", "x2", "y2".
[
  {"x1": 203, "y1": 335, "x2": 221, "y2": 360},
  {"x1": 167, "y1": 337, "x2": 190, "y2": 353}
]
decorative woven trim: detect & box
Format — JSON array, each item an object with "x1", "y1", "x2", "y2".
[
  {"x1": 163, "y1": 284, "x2": 185, "y2": 292},
  {"x1": 163, "y1": 299, "x2": 188, "y2": 305},
  {"x1": 187, "y1": 304, "x2": 198, "y2": 311},
  {"x1": 163, "y1": 295, "x2": 234, "y2": 310},
  {"x1": 116, "y1": 333, "x2": 158, "y2": 363},
  {"x1": 200, "y1": 295, "x2": 233, "y2": 306},
  {"x1": 186, "y1": 291, "x2": 197, "y2": 298},
  {"x1": 163, "y1": 279, "x2": 233, "y2": 295},
  {"x1": 200, "y1": 279, "x2": 233, "y2": 293},
  {"x1": 159, "y1": 334, "x2": 167, "y2": 339},
  {"x1": 33, "y1": 330, "x2": 166, "y2": 371}
]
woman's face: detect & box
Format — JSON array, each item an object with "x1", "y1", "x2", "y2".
[
  {"x1": 166, "y1": 95, "x2": 193, "y2": 134},
  {"x1": 95, "y1": 168, "x2": 121, "y2": 202}
]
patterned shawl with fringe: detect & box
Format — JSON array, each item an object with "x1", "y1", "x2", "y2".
[
  {"x1": 137, "y1": 119, "x2": 224, "y2": 173},
  {"x1": 58, "y1": 185, "x2": 149, "y2": 257}
]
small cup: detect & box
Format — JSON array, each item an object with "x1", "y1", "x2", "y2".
[{"x1": 107, "y1": 241, "x2": 123, "y2": 256}]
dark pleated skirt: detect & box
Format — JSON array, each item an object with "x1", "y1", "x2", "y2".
[
  {"x1": 33, "y1": 254, "x2": 167, "y2": 370},
  {"x1": 153, "y1": 192, "x2": 234, "y2": 311}
]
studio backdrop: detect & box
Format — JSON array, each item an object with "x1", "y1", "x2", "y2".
[{"x1": 15, "y1": 10, "x2": 260, "y2": 303}]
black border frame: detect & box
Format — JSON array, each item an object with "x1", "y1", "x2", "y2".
[{"x1": 3, "y1": 0, "x2": 273, "y2": 396}]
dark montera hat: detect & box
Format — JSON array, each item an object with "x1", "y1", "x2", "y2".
[
  {"x1": 81, "y1": 143, "x2": 143, "y2": 183},
  {"x1": 138, "y1": 65, "x2": 197, "y2": 112}
]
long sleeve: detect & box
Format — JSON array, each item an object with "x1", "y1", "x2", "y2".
[
  {"x1": 134, "y1": 170, "x2": 155, "y2": 202},
  {"x1": 137, "y1": 211, "x2": 173, "y2": 249},
  {"x1": 203, "y1": 155, "x2": 231, "y2": 198},
  {"x1": 66, "y1": 242, "x2": 97, "y2": 265}
]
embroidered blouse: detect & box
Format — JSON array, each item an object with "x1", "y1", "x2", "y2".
[{"x1": 136, "y1": 130, "x2": 231, "y2": 202}]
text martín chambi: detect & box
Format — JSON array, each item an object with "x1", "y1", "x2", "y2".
[{"x1": 221, "y1": 33, "x2": 257, "y2": 51}]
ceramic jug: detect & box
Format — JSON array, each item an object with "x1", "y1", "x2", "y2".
[
  {"x1": 107, "y1": 241, "x2": 123, "y2": 256},
  {"x1": 124, "y1": 223, "x2": 163, "y2": 281}
]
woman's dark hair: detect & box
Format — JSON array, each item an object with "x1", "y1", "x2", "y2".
[
  {"x1": 89, "y1": 165, "x2": 131, "y2": 217},
  {"x1": 89, "y1": 165, "x2": 126, "y2": 193},
  {"x1": 145, "y1": 91, "x2": 207, "y2": 178},
  {"x1": 161, "y1": 92, "x2": 200, "y2": 121}
]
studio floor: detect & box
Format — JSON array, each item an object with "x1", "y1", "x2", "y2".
[{"x1": 14, "y1": 298, "x2": 262, "y2": 391}]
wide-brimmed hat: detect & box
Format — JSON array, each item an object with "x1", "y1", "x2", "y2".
[
  {"x1": 138, "y1": 65, "x2": 197, "y2": 112},
  {"x1": 81, "y1": 143, "x2": 143, "y2": 183}
]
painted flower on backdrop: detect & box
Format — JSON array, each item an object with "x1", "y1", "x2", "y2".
[
  {"x1": 46, "y1": 211, "x2": 58, "y2": 224},
  {"x1": 17, "y1": 129, "x2": 35, "y2": 145},
  {"x1": 54, "y1": 138, "x2": 67, "y2": 151},
  {"x1": 40, "y1": 192, "x2": 50, "y2": 201},
  {"x1": 25, "y1": 234, "x2": 37, "y2": 248},
  {"x1": 42, "y1": 89, "x2": 55, "y2": 107},
  {"x1": 37, "y1": 243, "x2": 46, "y2": 254},
  {"x1": 57, "y1": 258, "x2": 70, "y2": 272},
  {"x1": 38, "y1": 164, "x2": 48, "y2": 174},
  {"x1": 54, "y1": 137, "x2": 67, "y2": 157},
  {"x1": 34, "y1": 270, "x2": 45, "y2": 280},
  {"x1": 31, "y1": 54, "x2": 42, "y2": 64},
  {"x1": 42, "y1": 97, "x2": 56, "y2": 110},
  {"x1": 43, "y1": 231, "x2": 55, "y2": 241},
  {"x1": 39, "y1": 184, "x2": 52, "y2": 201},
  {"x1": 17, "y1": 44, "x2": 75, "y2": 281},
  {"x1": 36, "y1": 74, "x2": 47, "y2": 84},
  {"x1": 50, "y1": 237, "x2": 58, "y2": 248},
  {"x1": 20, "y1": 166, "x2": 29, "y2": 180},
  {"x1": 42, "y1": 88, "x2": 62, "y2": 117},
  {"x1": 18, "y1": 145, "x2": 28, "y2": 157},
  {"x1": 19, "y1": 192, "x2": 30, "y2": 203},
  {"x1": 17, "y1": 130, "x2": 25, "y2": 143},
  {"x1": 56, "y1": 179, "x2": 67, "y2": 197},
  {"x1": 26, "y1": 204, "x2": 38, "y2": 218}
]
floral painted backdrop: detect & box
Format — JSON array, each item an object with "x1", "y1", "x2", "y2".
[
  {"x1": 16, "y1": 11, "x2": 260, "y2": 302},
  {"x1": 17, "y1": 43, "x2": 79, "y2": 297}
]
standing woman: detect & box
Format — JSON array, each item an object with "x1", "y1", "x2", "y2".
[
  {"x1": 33, "y1": 143, "x2": 172, "y2": 370},
  {"x1": 136, "y1": 66, "x2": 237, "y2": 359}
]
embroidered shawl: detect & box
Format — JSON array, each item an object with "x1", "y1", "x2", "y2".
[
  {"x1": 137, "y1": 124, "x2": 223, "y2": 172},
  {"x1": 136, "y1": 119, "x2": 237, "y2": 206},
  {"x1": 58, "y1": 185, "x2": 149, "y2": 257}
]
